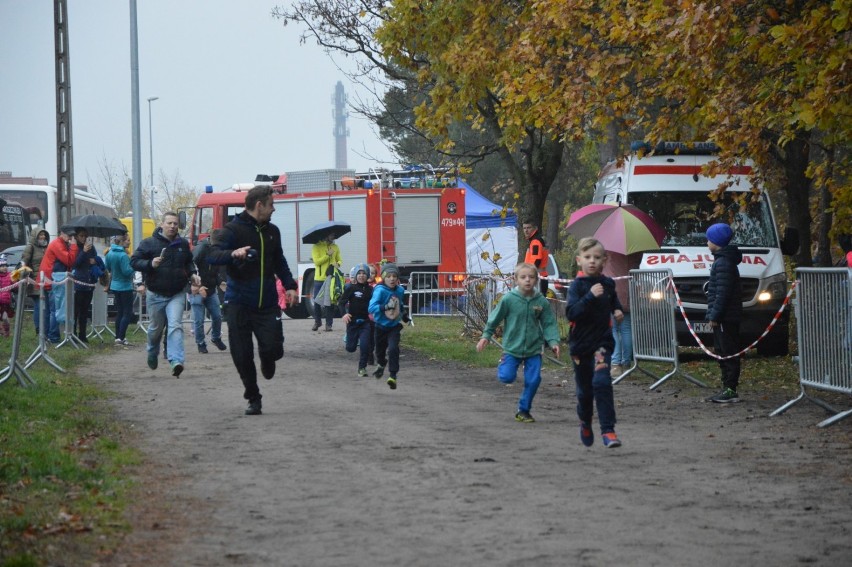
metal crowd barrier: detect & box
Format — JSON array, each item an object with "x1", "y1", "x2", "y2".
[
  {"x1": 90, "y1": 284, "x2": 114, "y2": 341},
  {"x1": 615, "y1": 268, "x2": 707, "y2": 390},
  {"x1": 771, "y1": 268, "x2": 852, "y2": 427},
  {"x1": 0, "y1": 279, "x2": 37, "y2": 387},
  {"x1": 407, "y1": 271, "x2": 476, "y2": 319}
]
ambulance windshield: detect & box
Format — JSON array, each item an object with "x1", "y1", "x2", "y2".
[{"x1": 629, "y1": 191, "x2": 778, "y2": 248}]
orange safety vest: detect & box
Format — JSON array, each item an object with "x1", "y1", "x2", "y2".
[{"x1": 524, "y1": 231, "x2": 549, "y2": 276}]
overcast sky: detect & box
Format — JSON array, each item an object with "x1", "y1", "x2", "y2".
[{"x1": 0, "y1": 0, "x2": 395, "y2": 195}]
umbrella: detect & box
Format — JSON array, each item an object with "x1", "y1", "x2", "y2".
[
  {"x1": 68, "y1": 214, "x2": 128, "y2": 238},
  {"x1": 565, "y1": 203, "x2": 665, "y2": 255},
  {"x1": 301, "y1": 220, "x2": 351, "y2": 245}
]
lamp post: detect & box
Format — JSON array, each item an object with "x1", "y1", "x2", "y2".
[{"x1": 147, "y1": 96, "x2": 159, "y2": 218}]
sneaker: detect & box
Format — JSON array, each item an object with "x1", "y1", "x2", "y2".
[
  {"x1": 115, "y1": 338, "x2": 123, "y2": 346},
  {"x1": 357, "y1": 368, "x2": 368, "y2": 377},
  {"x1": 515, "y1": 411, "x2": 535, "y2": 423},
  {"x1": 211, "y1": 338, "x2": 227, "y2": 351},
  {"x1": 324, "y1": 325, "x2": 333, "y2": 332},
  {"x1": 171, "y1": 362, "x2": 184, "y2": 378},
  {"x1": 611, "y1": 364, "x2": 623, "y2": 378},
  {"x1": 602, "y1": 432, "x2": 622, "y2": 448},
  {"x1": 311, "y1": 323, "x2": 321, "y2": 331},
  {"x1": 198, "y1": 344, "x2": 209, "y2": 354},
  {"x1": 709, "y1": 388, "x2": 740, "y2": 403},
  {"x1": 387, "y1": 377, "x2": 397, "y2": 389},
  {"x1": 147, "y1": 352, "x2": 158, "y2": 370},
  {"x1": 121, "y1": 339, "x2": 131, "y2": 346},
  {"x1": 373, "y1": 365, "x2": 385, "y2": 379},
  {"x1": 260, "y1": 358, "x2": 275, "y2": 380},
  {"x1": 245, "y1": 400, "x2": 262, "y2": 416},
  {"x1": 579, "y1": 422, "x2": 594, "y2": 447}
]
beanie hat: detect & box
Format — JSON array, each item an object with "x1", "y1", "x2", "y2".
[
  {"x1": 349, "y1": 263, "x2": 370, "y2": 280},
  {"x1": 381, "y1": 262, "x2": 399, "y2": 277},
  {"x1": 706, "y1": 223, "x2": 733, "y2": 247}
]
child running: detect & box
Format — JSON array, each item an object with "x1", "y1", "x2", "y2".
[
  {"x1": 477, "y1": 262, "x2": 560, "y2": 423},
  {"x1": 566, "y1": 238, "x2": 624, "y2": 448},
  {"x1": 368, "y1": 262, "x2": 407, "y2": 389},
  {"x1": 339, "y1": 263, "x2": 374, "y2": 377}
]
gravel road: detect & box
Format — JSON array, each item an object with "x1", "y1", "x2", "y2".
[{"x1": 86, "y1": 319, "x2": 851, "y2": 567}]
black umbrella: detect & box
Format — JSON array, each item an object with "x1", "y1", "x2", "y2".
[
  {"x1": 301, "y1": 220, "x2": 352, "y2": 244},
  {"x1": 68, "y1": 214, "x2": 128, "y2": 238}
]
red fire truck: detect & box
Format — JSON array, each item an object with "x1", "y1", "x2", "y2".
[{"x1": 188, "y1": 168, "x2": 468, "y2": 319}]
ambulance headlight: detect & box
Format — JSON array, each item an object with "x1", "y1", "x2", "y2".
[{"x1": 757, "y1": 274, "x2": 787, "y2": 302}]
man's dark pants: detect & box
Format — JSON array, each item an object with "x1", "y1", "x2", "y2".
[{"x1": 225, "y1": 303, "x2": 284, "y2": 403}]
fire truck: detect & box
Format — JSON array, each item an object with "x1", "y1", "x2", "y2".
[{"x1": 188, "y1": 168, "x2": 468, "y2": 319}]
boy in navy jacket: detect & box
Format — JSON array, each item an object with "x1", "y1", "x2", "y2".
[{"x1": 339, "y1": 263, "x2": 373, "y2": 377}]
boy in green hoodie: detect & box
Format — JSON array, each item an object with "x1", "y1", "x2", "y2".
[{"x1": 477, "y1": 263, "x2": 561, "y2": 422}]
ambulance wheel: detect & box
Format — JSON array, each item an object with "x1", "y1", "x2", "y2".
[{"x1": 303, "y1": 271, "x2": 317, "y2": 319}]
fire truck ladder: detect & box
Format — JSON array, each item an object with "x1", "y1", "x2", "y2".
[{"x1": 379, "y1": 187, "x2": 397, "y2": 263}]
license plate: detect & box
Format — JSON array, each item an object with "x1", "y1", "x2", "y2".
[{"x1": 693, "y1": 322, "x2": 713, "y2": 334}]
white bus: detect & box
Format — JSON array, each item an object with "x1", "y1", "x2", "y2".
[{"x1": 0, "y1": 183, "x2": 117, "y2": 251}]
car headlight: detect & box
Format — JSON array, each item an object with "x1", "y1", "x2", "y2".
[{"x1": 757, "y1": 273, "x2": 788, "y2": 302}]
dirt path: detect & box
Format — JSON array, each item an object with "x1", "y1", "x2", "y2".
[{"x1": 85, "y1": 319, "x2": 851, "y2": 566}]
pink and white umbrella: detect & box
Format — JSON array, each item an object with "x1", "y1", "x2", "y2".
[{"x1": 565, "y1": 204, "x2": 665, "y2": 255}]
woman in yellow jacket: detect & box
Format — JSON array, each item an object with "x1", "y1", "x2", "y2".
[{"x1": 311, "y1": 235, "x2": 342, "y2": 331}]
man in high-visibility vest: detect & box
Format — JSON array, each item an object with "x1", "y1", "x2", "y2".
[{"x1": 522, "y1": 219, "x2": 549, "y2": 295}]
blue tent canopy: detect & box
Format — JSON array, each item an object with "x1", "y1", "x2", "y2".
[{"x1": 460, "y1": 180, "x2": 517, "y2": 229}]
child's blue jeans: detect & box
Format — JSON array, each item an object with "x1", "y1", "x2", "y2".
[
  {"x1": 572, "y1": 348, "x2": 617, "y2": 434},
  {"x1": 497, "y1": 353, "x2": 542, "y2": 413}
]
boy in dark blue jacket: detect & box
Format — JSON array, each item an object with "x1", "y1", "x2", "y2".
[
  {"x1": 339, "y1": 263, "x2": 373, "y2": 377},
  {"x1": 567, "y1": 238, "x2": 624, "y2": 448},
  {"x1": 705, "y1": 223, "x2": 743, "y2": 403}
]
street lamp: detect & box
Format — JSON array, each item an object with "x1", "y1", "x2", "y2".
[{"x1": 147, "y1": 96, "x2": 159, "y2": 218}]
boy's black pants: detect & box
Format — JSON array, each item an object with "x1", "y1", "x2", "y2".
[
  {"x1": 374, "y1": 323, "x2": 402, "y2": 376},
  {"x1": 713, "y1": 322, "x2": 741, "y2": 391}
]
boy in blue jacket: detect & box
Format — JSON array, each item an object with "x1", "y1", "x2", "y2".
[
  {"x1": 704, "y1": 223, "x2": 743, "y2": 403},
  {"x1": 567, "y1": 238, "x2": 624, "y2": 448},
  {"x1": 368, "y1": 262, "x2": 407, "y2": 389}
]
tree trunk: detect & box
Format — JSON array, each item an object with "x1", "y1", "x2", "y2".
[{"x1": 781, "y1": 133, "x2": 812, "y2": 267}]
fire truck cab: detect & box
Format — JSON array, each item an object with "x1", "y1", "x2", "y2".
[{"x1": 189, "y1": 168, "x2": 468, "y2": 319}]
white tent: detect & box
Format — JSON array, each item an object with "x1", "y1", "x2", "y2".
[{"x1": 462, "y1": 181, "x2": 518, "y2": 276}]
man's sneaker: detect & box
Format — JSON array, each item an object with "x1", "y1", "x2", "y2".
[
  {"x1": 121, "y1": 339, "x2": 131, "y2": 346},
  {"x1": 311, "y1": 323, "x2": 321, "y2": 331},
  {"x1": 211, "y1": 338, "x2": 227, "y2": 351},
  {"x1": 373, "y1": 365, "x2": 385, "y2": 379},
  {"x1": 709, "y1": 388, "x2": 740, "y2": 403},
  {"x1": 260, "y1": 358, "x2": 275, "y2": 380},
  {"x1": 515, "y1": 411, "x2": 535, "y2": 423},
  {"x1": 245, "y1": 400, "x2": 262, "y2": 416},
  {"x1": 147, "y1": 352, "x2": 158, "y2": 370},
  {"x1": 602, "y1": 432, "x2": 622, "y2": 448},
  {"x1": 611, "y1": 364, "x2": 623, "y2": 378},
  {"x1": 198, "y1": 344, "x2": 209, "y2": 354},
  {"x1": 387, "y1": 376, "x2": 397, "y2": 389},
  {"x1": 579, "y1": 422, "x2": 594, "y2": 447},
  {"x1": 171, "y1": 362, "x2": 184, "y2": 378},
  {"x1": 357, "y1": 368, "x2": 368, "y2": 377},
  {"x1": 115, "y1": 338, "x2": 123, "y2": 346},
  {"x1": 324, "y1": 325, "x2": 333, "y2": 332}
]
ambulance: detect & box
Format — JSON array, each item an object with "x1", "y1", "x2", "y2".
[{"x1": 592, "y1": 142, "x2": 799, "y2": 355}]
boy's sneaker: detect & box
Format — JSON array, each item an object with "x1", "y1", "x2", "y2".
[
  {"x1": 373, "y1": 365, "x2": 385, "y2": 379},
  {"x1": 245, "y1": 400, "x2": 262, "y2": 416},
  {"x1": 357, "y1": 368, "x2": 368, "y2": 377},
  {"x1": 147, "y1": 352, "x2": 158, "y2": 370},
  {"x1": 709, "y1": 388, "x2": 740, "y2": 403},
  {"x1": 515, "y1": 411, "x2": 535, "y2": 423},
  {"x1": 579, "y1": 422, "x2": 594, "y2": 447},
  {"x1": 387, "y1": 377, "x2": 397, "y2": 390},
  {"x1": 602, "y1": 432, "x2": 622, "y2": 448},
  {"x1": 171, "y1": 362, "x2": 184, "y2": 378}
]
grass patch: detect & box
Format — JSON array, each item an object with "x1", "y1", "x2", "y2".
[
  {"x1": 0, "y1": 331, "x2": 140, "y2": 567},
  {"x1": 406, "y1": 316, "x2": 803, "y2": 397}
]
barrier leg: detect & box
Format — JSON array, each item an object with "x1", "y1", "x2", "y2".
[
  {"x1": 0, "y1": 280, "x2": 38, "y2": 387},
  {"x1": 24, "y1": 275, "x2": 65, "y2": 373}
]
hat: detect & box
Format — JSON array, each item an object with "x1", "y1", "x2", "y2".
[
  {"x1": 59, "y1": 224, "x2": 77, "y2": 236},
  {"x1": 349, "y1": 263, "x2": 370, "y2": 280},
  {"x1": 706, "y1": 223, "x2": 733, "y2": 247},
  {"x1": 381, "y1": 262, "x2": 399, "y2": 277}
]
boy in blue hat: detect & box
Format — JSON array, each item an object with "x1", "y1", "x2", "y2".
[{"x1": 705, "y1": 222, "x2": 743, "y2": 403}]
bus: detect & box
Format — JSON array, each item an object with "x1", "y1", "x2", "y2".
[
  {"x1": 0, "y1": 199, "x2": 32, "y2": 254},
  {"x1": 0, "y1": 182, "x2": 117, "y2": 251}
]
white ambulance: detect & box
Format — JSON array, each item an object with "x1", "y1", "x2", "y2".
[{"x1": 593, "y1": 141, "x2": 799, "y2": 355}]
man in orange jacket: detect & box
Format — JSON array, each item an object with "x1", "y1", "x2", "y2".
[
  {"x1": 522, "y1": 219, "x2": 549, "y2": 295},
  {"x1": 40, "y1": 225, "x2": 79, "y2": 342}
]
